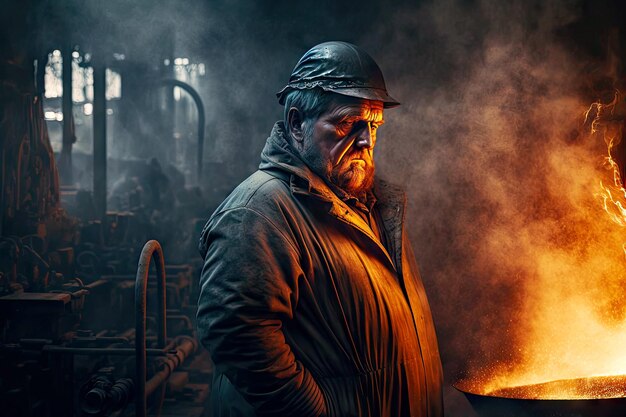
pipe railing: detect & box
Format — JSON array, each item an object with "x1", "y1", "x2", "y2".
[
  {"x1": 160, "y1": 79, "x2": 206, "y2": 184},
  {"x1": 135, "y1": 240, "x2": 167, "y2": 417}
]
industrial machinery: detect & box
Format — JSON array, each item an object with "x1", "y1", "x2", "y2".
[
  {"x1": 0, "y1": 230, "x2": 211, "y2": 417},
  {"x1": 0, "y1": 32, "x2": 212, "y2": 415}
]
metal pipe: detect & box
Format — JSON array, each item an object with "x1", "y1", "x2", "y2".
[
  {"x1": 145, "y1": 336, "x2": 197, "y2": 396},
  {"x1": 135, "y1": 240, "x2": 167, "y2": 417},
  {"x1": 78, "y1": 336, "x2": 131, "y2": 343},
  {"x1": 93, "y1": 59, "x2": 107, "y2": 220},
  {"x1": 42, "y1": 346, "x2": 169, "y2": 356},
  {"x1": 160, "y1": 79, "x2": 206, "y2": 183},
  {"x1": 61, "y1": 43, "x2": 74, "y2": 184}
]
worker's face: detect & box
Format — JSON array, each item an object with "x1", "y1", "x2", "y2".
[{"x1": 301, "y1": 96, "x2": 384, "y2": 196}]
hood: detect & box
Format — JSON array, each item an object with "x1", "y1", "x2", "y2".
[
  {"x1": 259, "y1": 121, "x2": 311, "y2": 180},
  {"x1": 259, "y1": 122, "x2": 341, "y2": 203}
]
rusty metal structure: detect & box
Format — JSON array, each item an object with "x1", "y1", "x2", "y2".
[
  {"x1": 0, "y1": 2, "x2": 213, "y2": 417},
  {"x1": 0, "y1": 227, "x2": 209, "y2": 417}
]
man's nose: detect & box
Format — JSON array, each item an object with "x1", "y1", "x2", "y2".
[{"x1": 354, "y1": 123, "x2": 374, "y2": 148}]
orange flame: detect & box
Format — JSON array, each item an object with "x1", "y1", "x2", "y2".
[
  {"x1": 587, "y1": 91, "x2": 626, "y2": 234},
  {"x1": 459, "y1": 91, "x2": 626, "y2": 400}
]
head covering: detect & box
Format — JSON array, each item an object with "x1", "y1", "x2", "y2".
[{"x1": 277, "y1": 41, "x2": 400, "y2": 108}]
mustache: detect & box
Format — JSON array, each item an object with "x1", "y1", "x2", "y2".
[{"x1": 343, "y1": 151, "x2": 372, "y2": 162}]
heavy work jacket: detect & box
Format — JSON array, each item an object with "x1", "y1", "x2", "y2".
[{"x1": 197, "y1": 122, "x2": 443, "y2": 417}]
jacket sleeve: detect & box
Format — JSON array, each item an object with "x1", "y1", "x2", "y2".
[{"x1": 196, "y1": 206, "x2": 327, "y2": 417}]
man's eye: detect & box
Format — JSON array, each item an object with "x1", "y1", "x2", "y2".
[{"x1": 338, "y1": 121, "x2": 352, "y2": 130}]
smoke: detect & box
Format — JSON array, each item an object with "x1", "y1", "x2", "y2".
[{"x1": 366, "y1": 0, "x2": 626, "y2": 406}]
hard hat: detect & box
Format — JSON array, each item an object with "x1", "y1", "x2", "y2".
[{"x1": 276, "y1": 41, "x2": 400, "y2": 108}]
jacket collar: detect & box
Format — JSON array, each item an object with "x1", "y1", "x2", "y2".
[
  {"x1": 259, "y1": 122, "x2": 337, "y2": 203},
  {"x1": 259, "y1": 121, "x2": 407, "y2": 271}
]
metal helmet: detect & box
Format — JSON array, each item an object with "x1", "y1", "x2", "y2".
[{"x1": 276, "y1": 41, "x2": 400, "y2": 108}]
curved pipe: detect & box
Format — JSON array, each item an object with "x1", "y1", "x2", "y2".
[
  {"x1": 160, "y1": 79, "x2": 206, "y2": 183},
  {"x1": 135, "y1": 240, "x2": 167, "y2": 417}
]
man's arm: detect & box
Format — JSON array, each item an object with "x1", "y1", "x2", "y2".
[{"x1": 197, "y1": 206, "x2": 326, "y2": 417}]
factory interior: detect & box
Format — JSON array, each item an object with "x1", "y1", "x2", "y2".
[{"x1": 3, "y1": 1, "x2": 626, "y2": 416}]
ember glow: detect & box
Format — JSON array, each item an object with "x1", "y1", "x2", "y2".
[{"x1": 458, "y1": 90, "x2": 626, "y2": 400}]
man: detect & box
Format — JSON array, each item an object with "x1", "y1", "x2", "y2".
[{"x1": 197, "y1": 41, "x2": 443, "y2": 417}]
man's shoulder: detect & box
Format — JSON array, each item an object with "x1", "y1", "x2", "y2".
[
  {"x1": 198, "y1": 170, "x2": 297, "y2": 257},
  {"x1": 215, "y1": 170, "x2": 292, "y2": 214}
]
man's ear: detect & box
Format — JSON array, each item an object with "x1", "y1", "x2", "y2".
[{"x1": 288, "y1": 107, "x2": 305, "y2": 145}]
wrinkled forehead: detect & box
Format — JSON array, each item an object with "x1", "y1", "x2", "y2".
[{"x1": 323, "y1": 95, "x2": 384, "y2": 122}]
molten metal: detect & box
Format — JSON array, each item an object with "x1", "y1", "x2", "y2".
[{"x1": 489, "y1": 375, "x2": 626, "y2": 400}]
